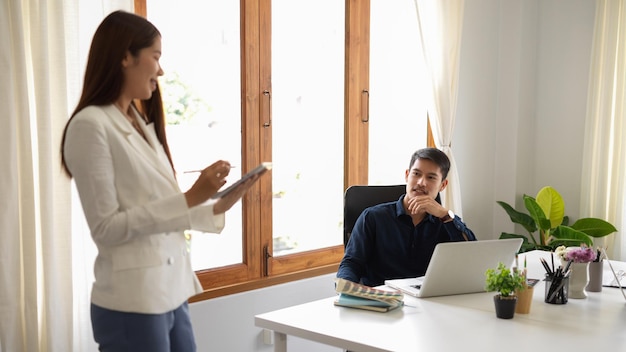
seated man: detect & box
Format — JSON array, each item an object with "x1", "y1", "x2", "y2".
[{"x1": 337, "y1": 148, "x2": 476, "y2": 287}]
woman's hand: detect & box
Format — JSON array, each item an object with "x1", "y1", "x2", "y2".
[
  {"x1": 213, "y1": 173, "x2": 263, "y2": 214},
  {"x1": 184, "y1": 160, "x2": 232, "y2": 207}
]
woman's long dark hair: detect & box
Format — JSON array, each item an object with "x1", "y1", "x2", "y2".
[{"x1": 60, "y1": 10, "x2": 174, "y2": 177}]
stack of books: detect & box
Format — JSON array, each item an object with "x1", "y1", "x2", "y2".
[{"x1": 334, "y1": 278, "x2": 404, "y2": 312}]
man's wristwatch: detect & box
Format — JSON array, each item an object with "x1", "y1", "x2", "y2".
[{"x1": 440, "y1": 209, "x2": 455, "y2": 223}]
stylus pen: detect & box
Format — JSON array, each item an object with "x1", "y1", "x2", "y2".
[{"x1": 183, "y1": 166, "x2": 236, "y2": 174}]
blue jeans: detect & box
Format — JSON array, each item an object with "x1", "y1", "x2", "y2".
[{"x1": 91, "y1": 302, "x2": 196, "y2": 352}]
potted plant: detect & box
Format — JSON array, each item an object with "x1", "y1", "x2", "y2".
[
  {"x1": 497, "y1": 186, "x2": 617, "y2": 253},
  {"x1": 485, "y1": 262, "x2": 526, "y2": 319}
]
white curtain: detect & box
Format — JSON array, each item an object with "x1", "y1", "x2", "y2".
[
  {"x1": 581, "y1": 0, "x2": 626, "y2": 261},
  {"x1": 0, "y1": 1, "x2": 132, "y2": 351},
  {"x1": 413, "y1": 0, "x2": 465, "y2": 216}
]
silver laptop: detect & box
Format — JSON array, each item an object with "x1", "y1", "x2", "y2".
[{"x1": 384, "y1": 238, "x2": 523, "y2": 298}]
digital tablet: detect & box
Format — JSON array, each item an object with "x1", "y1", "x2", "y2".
[{"x1": 211, "y1": 162, "x2": 272, "y2": 199}]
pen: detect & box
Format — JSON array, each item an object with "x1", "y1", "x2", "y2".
[
  {"x1": 548, "y1": 277, "x2": 567, "y2": 301},
  {"x1": 183, "y1": 166, "x2": 237, "y2": 174},
  {"x1": 540, "y1": 257, "x2": 553, "y2": 275},
  {"x1": 563, "y1": 259, "x2": 573, "y2": 273}
]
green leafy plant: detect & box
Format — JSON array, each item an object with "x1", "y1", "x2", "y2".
[
  {"x1": 497, "y1": 186, "x2": 617, "y2": 253},
  {"x1": 485, "y1": 262, "x2": 525, "y2": 298}
]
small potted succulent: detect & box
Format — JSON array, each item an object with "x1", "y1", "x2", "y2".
[{"x1": 485, "y1": 262, "x2": 526, "y2": 319}]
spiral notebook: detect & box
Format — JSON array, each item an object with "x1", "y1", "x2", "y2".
[{"x1": 384, "y1": 239, "x2": 523, "y2": 298}]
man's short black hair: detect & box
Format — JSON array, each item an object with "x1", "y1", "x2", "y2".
[{"x1": 409, "y1": 148, "x2": 451, "y2": 180}]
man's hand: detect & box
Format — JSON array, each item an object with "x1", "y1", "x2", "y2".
[{"x1": 405, "y1": 195, "x2": 447, "y2": 218}]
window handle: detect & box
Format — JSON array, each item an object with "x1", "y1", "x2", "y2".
[
  {"x1": 263, "y1": 245, "x2": 272, "y2": 276},
  {"x1": 361, "y1": 89, "x2": 369, "y2": 122},
  {"x1": 263, "y1": 90, "x2": 272, "y2": 127}
]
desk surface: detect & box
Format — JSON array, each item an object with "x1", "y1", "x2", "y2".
[{"x1": 255, "y1": 250, "x2": 626, "y2": 352}]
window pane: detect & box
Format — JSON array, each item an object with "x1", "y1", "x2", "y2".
[
  {"x1": 369, "y1": 0, "x2": 428, "y2": 185},
  {"x1": 271, "y1": 0, "x2": 345, "y2": 255},
  {"x1": 147, "y1": 1, "x2": 243, "y2": 270}
]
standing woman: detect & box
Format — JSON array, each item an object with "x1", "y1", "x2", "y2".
[{"x1": 61, "y1": 10, "x2": 260, "y2": 352}]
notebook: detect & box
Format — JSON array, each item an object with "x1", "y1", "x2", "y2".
[{"x1": 384, "y1": 238, "x2": 523, "y2": 298}]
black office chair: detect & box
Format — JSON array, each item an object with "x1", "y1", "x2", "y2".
[{"x1": 343, "y1": 185, "x2": 406, "y2": 247}]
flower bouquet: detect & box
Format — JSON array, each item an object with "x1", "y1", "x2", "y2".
[
  {"x1": 555, "y1": 245, "x2": 597, "y2": 264},
  {"x1": 555, "y1": 245, "x2": 597, "y2": 298}
]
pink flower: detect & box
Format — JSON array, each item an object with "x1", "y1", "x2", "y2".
[{"x1": 564, "y1": 246, "x2": 597, "y2": 263}]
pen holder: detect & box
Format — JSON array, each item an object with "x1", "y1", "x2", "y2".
[
  {"x1": 515, "y1": 285, "x2": 534, "y2": 314},
  {"x1": 544, "y1": 275, "x2": 568, "y2": 304}
]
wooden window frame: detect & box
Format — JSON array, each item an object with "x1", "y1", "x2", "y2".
[{"x1": 135, "y1": 0, "x2": 431, "y2": 301}]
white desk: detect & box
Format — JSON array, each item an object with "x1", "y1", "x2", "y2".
[{"x1": 255, "y1": 250, "x2": 626, "y2": 352}]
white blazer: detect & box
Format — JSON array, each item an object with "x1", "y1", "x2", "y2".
[{"x1": 64, "y1": 104, "x2": 224, "y2": 314}]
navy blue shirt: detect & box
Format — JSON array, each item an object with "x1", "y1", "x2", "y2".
[{"x1": 337, "y1": 195, "x2": 477, "y2": 287}]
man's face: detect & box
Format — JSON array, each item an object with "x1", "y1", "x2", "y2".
[{"x1": 404, "y1": 158, "x2": 448, "y2": 201}]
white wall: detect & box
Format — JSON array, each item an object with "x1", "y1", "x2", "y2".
[
  {"x1": 190, "y1": 0, "x2": 598, "y2": 351},
  {"x1": 533, "y1": 0, "x2": 596, "y2": 213},
  {"x1": 456, "y1": 0, "x2": 596, "y2": 239},
  {"x1": 190, "y1": 274, "x2": 341, "y2": 352}
]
